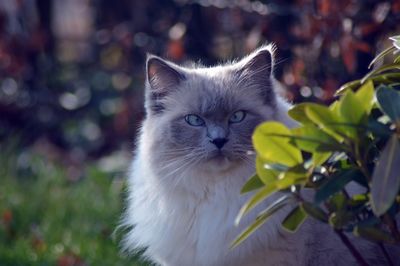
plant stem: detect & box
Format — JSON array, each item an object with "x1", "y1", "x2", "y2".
[
  {"x1": 353, "y1": 143, "x2": 371, "y2": 182},
  {"x1": 378, "y1": 243, "x2": 394, "y2": 266},
  {"x1": 335, "y1": 230, "x2": 370, "y2": 266}
]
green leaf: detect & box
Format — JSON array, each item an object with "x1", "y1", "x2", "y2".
[
  {"x1": 235, "y1": 183, "x2": 278, "y2": 225},
  {"x1": 231, "y1": 195, "x2": 293, "y2": 248},
  {"x1": 315, "y1": 169, "x2": 363, "y2": 204},
  {"x1": 336, "y1": 73, "x2": 400, "y2": 96},
  {"x1": 368, "y1": 72, "x2": 400, "y2": 83},
  {"x1": 371, "y1": 134, "x2": 400, "y2": 216},
  {"x1": 395, "y1": 54, "x2": 400, "y2": 64},
  {"x1": 262, "y1": 162, "x2": 289, "y2": 172},
  {"x1": 253, "y1": 122, "x2": 302, "y2": 166},
  {"x1": 329, "y1": 99, "x2": 340, "y2": 115},
  {"x1": 368, "y1": 45, "x2": 396, "y2": 69},
  {"x1": 312, "y1": 152, "x2": 332, "y2": 166},
  {"x1": 288, "y1": 103, "x2": 314, "y2": 125},
  {"x1": 327, "y1": 192, "x2": 347, "y2": 212},
  {"x1": 255, "y1": 157, "x2": 278, "y2": 185},
  {"x1": 366, "y1": 119, "x2": 392, "y2": 138},
  {"x1": 282, "y1": 205, "x2": 307, "y2": 232},
  {"x1": 348, "y1": 194, "x2": 368, "y2": 207},
  {"x1": 305, "y1": 104, "x2": 345, "y2": 142},
  {"x1": 329, "y1": 210, "x2": 355, "y2": 229},
  {"x1": 340, "y1": 90, "x2": 365, "y2": 124},
  {"x1": 361, "y1": 63, "x2": 400, "y2": 83},
  {"x1": 376, "y1": 85, "x2": 400, "y2": 126},
  {"x1": 353, "y1": 225, "x2": 396, "y2": 244},
  {"x1": 351, "y1": 172, "x2": 369, "y2": 188},
  {"x1": 258, "y1": 132, "x2": 341, "y2": 153},
  {"x1": 291, "y1": 125, "x2": 342, "y2": 152},
  {"x1": 241, "y1": 174, "x2": 264, "y2": 194},
  {"x1": 337, "y1": 91, "x2": 365, "y2": 139},
  {"x1": 336, "y1": 80, "x2": 362, "y2": 96},
  {"x1": 355, "y1": 80, "x2": 375, "y2": 116},
  {"x1": 300, "y1": 202, "x2": 328, "y2": 222},
  {"x1": 276, "y1": 165, "x2": 307, "y2": 189},
  {"x1": 389, "y1": 35, "x2": 400, "y2": 50}
]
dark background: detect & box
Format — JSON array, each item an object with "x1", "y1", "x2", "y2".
[
  {"x1": 0, "y1": 1, "x2": 399, "y2": 265},
  {"x1": 1, "y1": 0, "x2": 399, "y2": 161}
]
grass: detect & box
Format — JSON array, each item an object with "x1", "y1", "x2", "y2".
[{"x1": 0, "y1": 144, "x2": 148, "y2": 266}]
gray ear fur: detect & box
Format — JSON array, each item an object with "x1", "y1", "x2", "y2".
[
  {"x1": 235, "y1": 44, "x2": 276, "y2": 104},
  {"x1": 240, "y1": 47, "x2": 273, "y2": 76},
  {"x1": 145, "y1": 55, "x2": 185, "y2": 114},
  {"x1": 146, "y1": 55, "x2": 185, "y2": 92}
]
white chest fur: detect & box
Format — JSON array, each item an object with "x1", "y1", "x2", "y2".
[
  {"x1": 121, "y1": 97, "x2": 308, "y2": 266},
  {"x1": 122, "y1": 138, "x2": 306, "y2": 266}
]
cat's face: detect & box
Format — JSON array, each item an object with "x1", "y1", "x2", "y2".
[{"x1": 144, "y1": 45, "x2": 278, "y2": 174}]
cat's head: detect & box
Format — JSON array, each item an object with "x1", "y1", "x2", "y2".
[{"x1": 143, "y1": 45, "x2": 286, "y2": 177}]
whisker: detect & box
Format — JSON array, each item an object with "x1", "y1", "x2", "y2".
[
  {"x1": 170, "y1": 157, "x2": 202, "y2": 188},
  {"x1": 156, "y1": 149, "x2": 206, "y2": 182}
]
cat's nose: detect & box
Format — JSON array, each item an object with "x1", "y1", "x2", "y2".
[{"x1": 210, "y1": 138, "x2": 228, "y2": 149}]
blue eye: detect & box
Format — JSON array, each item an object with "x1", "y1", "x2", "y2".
[
  {"x1": 185, "y1": 114, "x2": 205, "y2": 126},
  {"x1": 229, "y1": 110, "x2": 246, "y2": 123}
]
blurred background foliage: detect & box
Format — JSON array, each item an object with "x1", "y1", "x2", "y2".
[{"x1": 0, "y1": 0, "x2": 399, "y2": 265}]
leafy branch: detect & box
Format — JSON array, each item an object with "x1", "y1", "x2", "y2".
[{"x1": 232, "y1": 35, "x2": 400, "y2": 265}]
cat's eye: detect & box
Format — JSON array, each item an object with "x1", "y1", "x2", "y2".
[
  {"x1": 229, "y1": 110, "x2": 246, "y2": 123},
  {"x1": 185, "y1": 114, "x2": 205, "y2": 126}
]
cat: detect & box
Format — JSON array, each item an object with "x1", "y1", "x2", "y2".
[{"x1": 121, "y1": 45, "x2": 397, "y2": 266}]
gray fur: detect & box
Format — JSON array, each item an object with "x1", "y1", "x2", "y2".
[
  {"x1": 144, "y1": 45, "x2": 280, "y2": 170},
  {"x1": 123, "y1": 44, "x2": 400, "y2": 265},
  {"x1": 125, "y1": 45, "x2": 395, "y2": 266}
]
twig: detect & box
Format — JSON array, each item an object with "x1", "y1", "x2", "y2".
[
  {"x1": 353, "y1": 142, "x2": 371, "y2": 183},
  {"x1": 335, "y1": 230, "x2": 370, "y2": 266}
]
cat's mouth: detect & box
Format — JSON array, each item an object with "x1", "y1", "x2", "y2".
[
  {"x1": 207, "y1": 150, "x2": 235, "y2": 162},
  {"x1": 210, "y1": 152, "x2": 226, "y2": 160},
  {"x1": 202, "y1": 150, "x2": 246, "y2": 173}
]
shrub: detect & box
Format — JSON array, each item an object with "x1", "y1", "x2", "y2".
[{"x1": 233, "y1": 35, "x2": 400, "y2": 265}]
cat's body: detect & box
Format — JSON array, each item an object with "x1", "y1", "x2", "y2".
[{"x1": 122, "y1": 45, "x2": 397, "y2": 265}]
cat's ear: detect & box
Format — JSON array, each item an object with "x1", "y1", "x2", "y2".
[
  {"x1": 146, "y1": 55, "x2": 185, "y2": 93},
  {"x1": 236, "y1": 45, "x2": 274, "y2": 79},
  {"x1": 235, "y1": 45, "x2": 276, "y2": 103},
  {"x1": 145, "y1": 55, "x2": 185, "y2": 114}
]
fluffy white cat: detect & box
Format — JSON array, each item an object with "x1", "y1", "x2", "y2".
[{"x1": 121, "y1": 45, "x2": 395, "y2": 266}]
